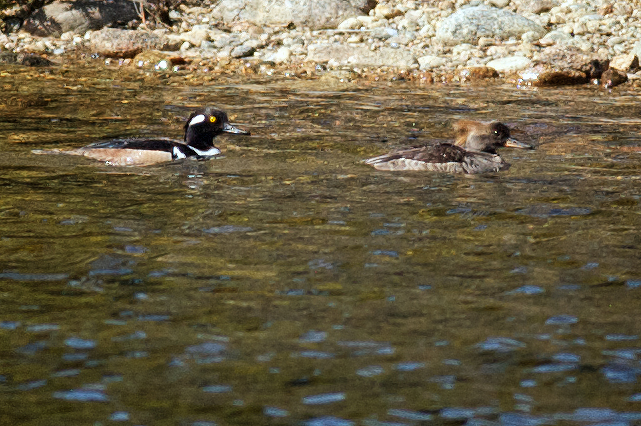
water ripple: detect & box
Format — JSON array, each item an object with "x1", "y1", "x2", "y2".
[
  {"x1": 53, "y1": 389, "x2": 109, "y2": 402},
  {"x1": 302, "y1": 392, "x2": 346, "y2": 405}
]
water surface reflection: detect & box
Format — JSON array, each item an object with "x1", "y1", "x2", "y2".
[{"x1": 1, "y1": 65, "x2": 640, "y2": 425}]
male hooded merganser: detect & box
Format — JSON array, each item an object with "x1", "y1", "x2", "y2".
[
  {"x1": 32, "y1": 107, "x2": 250, "y2": 166},
  {"x1": 364, "y1": 120, "x2": 533, "y2": 174}
]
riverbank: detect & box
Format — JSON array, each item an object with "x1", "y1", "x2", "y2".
[{"x1": 2, "y1": 0, "x2": 641, "y2": 88}]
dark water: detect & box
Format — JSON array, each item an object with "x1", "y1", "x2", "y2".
[{"x1": 1, "y1": 64, "x2": 640, "y2": 426}]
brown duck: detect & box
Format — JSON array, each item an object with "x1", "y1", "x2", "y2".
[{"x1": 364, "y1": 120, "x2": 532, "y2": 174}]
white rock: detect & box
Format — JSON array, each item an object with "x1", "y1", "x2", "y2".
[
  {"x1": 404, "y1": 10, "x2": 424, "y2": 24},
  {"x1": 180, "y1": 41, "x2": 191, "y2": 51},
  {"x1": 418, "y1": 54, "x2": 447, "y2": 69},
  {"x1": 338, "y1": 17, "x2": 361, "y2": 30},
  {"x1": 521, "y1": 31, "x2": 540, "y2": 43},
  {"x1": 607, "y1": 37, "x2": 624, "y2": 46},
  {"x1": 486, "y1": 55, "x2": 531, "y2": 72},
  {"x1": 267, "y1": 46, "x2": 291, "y2": 64},
  {"x1": 30, "y1": 40, "x2": 47, "y2": 52},
  {"x1": 181, "y1": 28, "x2": 209, "y2": 47},
  {"x1": 357, "y1": 16, "x2": 375, "y2": 27},
  {"x1": 632, "y1": 41, "x2": 641, "y2": 60},
  {"x1": 452, "y1": 43, "x2": 474, "y2": 55},
  {"x1": 573, "y1": 22, "x2": 587, "y2": 35},
  {"x1": 419, "y1": 24, "x2": 435, "y2": 37},
  {"x1": 610, "y1": 53, "x2": 639, "y2": 71},
  {"x1": 539, "y1": 30, "x2": 572, "y2": 45},
  {"x1": 60, "y1": 31, "x2": 74, "y2": 41},
  {"x1": 486, "y1": 45, "x2": 510, "y2": 57},
  {"x1": 435, "y1": 6, "x2": 546, "y2": 45},
  {"x1": 585, "y1": 20, "x2": 600, "y2": 33},
  {"x1": 549, "y1": 13, "x2": 566, "y2": 24}
]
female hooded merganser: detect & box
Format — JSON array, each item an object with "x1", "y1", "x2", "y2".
[
  {"x1": 364, "y1": 120, "x2": 532, "y2": 174},
  {"x1": 33, "y1": 107, "x2": 250, "y2": 166}
]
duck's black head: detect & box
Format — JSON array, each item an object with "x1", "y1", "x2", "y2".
[{"x1": 183, "y1": 108, "x2": 250, "y2": 150}]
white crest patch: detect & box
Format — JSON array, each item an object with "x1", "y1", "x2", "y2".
[
  {"x1": 173, "y1": 146, "x2": 187, "y2": 159},
  {"x1": 188, "y1": 114, "x2": 206, "y2": 126}
]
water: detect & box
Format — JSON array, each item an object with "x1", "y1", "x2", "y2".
[{"x1": 1, "y1": 64, "x2": 640, "y2": 425}]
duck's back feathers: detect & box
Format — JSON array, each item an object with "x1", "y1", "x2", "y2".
[
  {"x1": 364, "y1": 143, "x2": 509, "y2": 174},
  {"x1": 80, "y1": 138, "x2": 181, "y2": 152}
]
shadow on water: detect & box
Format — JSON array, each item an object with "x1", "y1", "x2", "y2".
[{"x1": 1, "y1": 64, "x2": 640, "y2": 425}]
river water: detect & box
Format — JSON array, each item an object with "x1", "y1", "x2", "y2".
[{"x1": 1, "y1": 64, "x2": 640, "y2": 425}]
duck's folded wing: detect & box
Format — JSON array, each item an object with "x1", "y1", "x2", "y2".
[
  {"x1": 364, "y1": 144, "x2": 468, "y2": 171},
  {"x1": 80, "y1": 138, "x2": 180, "y2": 152}
]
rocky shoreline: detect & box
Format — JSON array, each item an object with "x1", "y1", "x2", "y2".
[{"x1": 2, "y1": 0, "x2": 641, "y2": 88}]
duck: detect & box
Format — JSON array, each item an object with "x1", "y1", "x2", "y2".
[
  {"x1": 32, "y1": 107, "x2": 250, "y2": 166},
  {"x1": 364, "y1": 120, "x2": 532, "y2": 174}
]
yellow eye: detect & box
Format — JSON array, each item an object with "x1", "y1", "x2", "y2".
[{"x1": 209, "y1": 116, "x2": 217, "y2": 123}]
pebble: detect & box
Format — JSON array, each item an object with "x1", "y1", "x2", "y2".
[{"x1": 4, "y1": 0, "x2": 640, "y2": 88}]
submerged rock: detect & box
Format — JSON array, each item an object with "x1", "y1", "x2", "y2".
[
  {"x1": 519, "y1": 66, "x2": 589, "y2": 86},
  {"x1": 461, "y1": 66, "x2": 499, "y2": 81},
  {"x1": 22, "y1": 0, "x2": 139, "y2": 37},
  {"x1": 132, "y1": 51, "x2": 187, "y2": 70},
  {"x1": 435, "y1": 6, "x2": 546, "y2": 46},
  {"x1": 0, "y1": 52, "x2": 54, "y2": 66},
  {"x1": 601, "y1": 68, "x2": 628, "y2": 88}
]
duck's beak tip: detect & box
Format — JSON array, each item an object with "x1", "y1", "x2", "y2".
[
  {"x1": 223, "y1": 122, "x2": 251, "y2": 135},
  {"x1": 505, "y1": 138, "x2": 534, "y2": 149}
]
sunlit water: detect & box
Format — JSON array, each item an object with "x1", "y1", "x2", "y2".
[{"x1": 1, "y1": 64, "x2": 640, "y2": 425}]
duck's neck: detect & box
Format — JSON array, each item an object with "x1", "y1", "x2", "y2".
[{"x1": 185, "y1": 128, "x2": 215, "y2": 150}]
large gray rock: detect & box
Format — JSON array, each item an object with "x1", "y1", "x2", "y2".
[
  {"x1": 518, "y1": 45, "x2": 609, "y2": 86},
  {"x1": 91, "y1": 28, "x2": 182, "y2": 58},
  {"x1": 211, "y1": 0, "x2": 376, "y2": 30},
  {"x1": 435, "y1": 6, "x2": 546, "y2": 46},
  {"x1": 22, "y1": 0, "x2": 139, "y2": 37},
  {"x1": 307, "y1": 43, "x2": 417, "y2": 68}
]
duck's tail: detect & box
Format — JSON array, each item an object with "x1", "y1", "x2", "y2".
[{"x1": 362, "y1": 152, "x2": 400, "y2": 166}]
